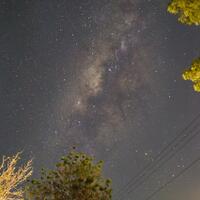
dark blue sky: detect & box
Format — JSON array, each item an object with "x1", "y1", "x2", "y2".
[{"x1": 0, "y1": 0, "x2": 200, "y2": 199}]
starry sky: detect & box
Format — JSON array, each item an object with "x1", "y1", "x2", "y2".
[{"x1": 0, "y1": 0, "x2": 200, "y2": 199}]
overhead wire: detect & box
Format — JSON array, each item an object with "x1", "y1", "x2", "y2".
[
  {"x1": 125, "y1": 126, "x2": 200, "y2": 195},
  {"x1": 143, "y1": 155, "x2": 200, "y2": 200},
  {"x1": 116, "y1": 113, "x2": 200, "y2": 200}
]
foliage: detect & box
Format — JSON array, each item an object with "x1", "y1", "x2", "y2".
[
  {"x1": 168, "y1": 0, "x2": 200, "y2": 25},
  {"x1": 26, "y1": 151, "x2": 112, "y2": 200},
  {"x1": 182, "y1": 57, "x2": 200, "y2": 92},
  {"x1": 0, "y1": 152, "x2": 32, "y2": 200}
]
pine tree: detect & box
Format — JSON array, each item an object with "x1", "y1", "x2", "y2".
[{"x1": 26, "y1": 151, "x2": 112, "y2": 200}]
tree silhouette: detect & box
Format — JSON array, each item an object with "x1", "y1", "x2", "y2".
[{"x1": 26, "y1": 151, "x2": 112, "y2": 200}]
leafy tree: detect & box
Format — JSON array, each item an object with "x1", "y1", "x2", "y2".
[
  {"x1": 167, "y1": 1, "x2": 200, "y2": 92},
  {"x1": 168, "y1": 0, "x2": 200, "y2": 25},
  {"x1": 182, "y1": 57, "x2": 200, "y2": 92},
  {"x1": 0, "y1": 152, "x2": 32, "y2": 200},
  {"x1": 26, "y1": 151, "x2": 112, "y2": 200}
]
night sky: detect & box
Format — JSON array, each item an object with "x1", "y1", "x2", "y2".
[{"x1": 0, "y1": 0, "x2": 200, "y2": 199}]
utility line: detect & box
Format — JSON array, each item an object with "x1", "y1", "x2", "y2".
[
  {"x1": 117, "y1": 114, "x2": 200, "y2": 197},
  {"x1": 116, "y1": 113, "x2": 200, "y2": 200},
  {"x1": 125, "y1": 127, "x2": 200, "y2": 195},
  {"x1": 143, "y1": 155, "x2": 200, "y2": 200}
]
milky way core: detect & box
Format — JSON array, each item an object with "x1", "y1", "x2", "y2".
[{"x1": 47, "y1": 0, "x2": 163, "y2": 156}]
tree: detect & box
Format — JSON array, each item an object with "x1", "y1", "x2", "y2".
[
  {"x1": 167, "y1": 0, "x2": 200, "y2": 25},
  {"x1": 0, "y1": 152, "x2": 32, "y2": 200},
  {"x1": 167, "y1": 1, "x2": 200, "y2": 92},
  {"x1": 182, "y1": 57, "x2": 200, "y2": 92},
  {"x1": 26, "y1": 151, "x2": 112, "y2": 200}
]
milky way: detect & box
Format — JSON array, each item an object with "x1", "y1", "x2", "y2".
[
  {"x1": 1, "y1": 0, "x2": 200, "y2": 200},
  {"x1": 45, "y1": 0, "x2": 162, "y2": 156}
]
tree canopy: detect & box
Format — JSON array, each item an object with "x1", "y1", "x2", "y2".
[
  {"x1": 26, "y1": 151, "x2": 112, "y2": 200},
  {"x1": 168, "y1": 0, "x2": 200, "y2": 25},
  {"x1": 0, "y1": 153, "x2": 32, "y2": 200},
  {"x1": 182, "y1": 58, "x2": 200, "y2": 92}
]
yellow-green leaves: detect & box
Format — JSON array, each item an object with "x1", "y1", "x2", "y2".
[
  {"x1": 26, "y1": 151, "x2": 112, "y2": 200},
  {"x1": 182, "y1": 58, "x2": 200, "y2": 92},
  {"x1": 168, "y1": 0, "x2": 200, "y2": 25},
  {"x1": 167, "y1": 1, "x2": 200, "y2": 92}
]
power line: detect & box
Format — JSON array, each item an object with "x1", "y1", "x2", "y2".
[
  {"x1": 125, "y1": 127, "x2": 200, "y2": 195},
  {"x1": 144, "y1": 155, "x2": 200, "y2": 200},
  {"x1": 117, "y1": 114, "x2": 200, "y2": 198},
  {"x1": 116, "y1": 113, "x2": 200, "y2": 200},
  {"x1": 118, "y1": 122, "x2": 200, "y2": 199}
]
